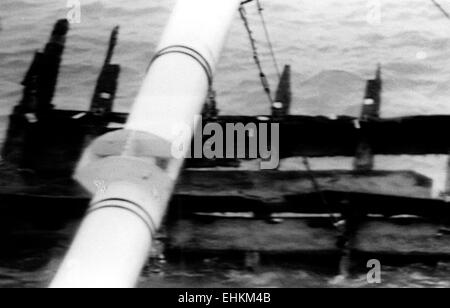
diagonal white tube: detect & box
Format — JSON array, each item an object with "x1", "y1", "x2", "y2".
[{"x1": 51, "y1": 0, "x2": 241, "y2": 288}]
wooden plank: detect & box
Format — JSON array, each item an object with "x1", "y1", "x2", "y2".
[
  {"x1": 176, "y1": 170, "x2": 432, "y2": 200},
  {"x1": 166, "y1": 216, "x2": 450, "y2": 256},
  {"x1": 2, "y1": 190, "x2": 450, "y2": 257},
  {"x1": 167, "y1": 217, "x2": 340, "y2": 254},
  {"x1": 353, "y1": 219, "x2": 450, "y2": 256},
  {"x1": 2, "y1": 184, "x2": 447, "y2": 219},
  {"x1": 0, "y1": 162, "x2": 438, "y2": 217},
  {"x1": 0, "y1": 167, "x2": 432, "y2": 199}
]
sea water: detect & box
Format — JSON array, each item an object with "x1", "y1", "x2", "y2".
[{"x1": 0, "y1": 0, "x2": 450, "y2": 288}]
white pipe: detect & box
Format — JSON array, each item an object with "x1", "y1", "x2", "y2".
[{"x1": 51, "y1": 0, "x2": 241, "y2": 288}]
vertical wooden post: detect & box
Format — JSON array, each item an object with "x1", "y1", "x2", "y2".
[
  {"x1": 16, "y1": 19, "x2": 69, "y2": 114},
  {"x1": 360, "y1": 65, "x2": 382, "y2": 120},
  {"x1": 2, "y1": 20, "x2": 69, "y2": 166},
  {"x1": 272, "y1": 65, "x2": 291, "y2": 118},
  {"x1": 90, "y1": 27, "x2": 121, "y2": 117},
  {"x1": 202, "y1": 90, "x2": 219, "y2": 119},
  {"x1": 354, "y1": 65, "x2": 382, "y2": 172},
  {"x1": 445, "y1": 155, "x2": 450, "y2": 201}
]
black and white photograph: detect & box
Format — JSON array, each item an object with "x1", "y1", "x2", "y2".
[{"x1": 0, "y1": 0, "x2": 450, "y2": 291}]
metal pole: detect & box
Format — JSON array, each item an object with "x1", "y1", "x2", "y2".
[{"x1": 51, "y1": 0, "x2": 241, "y2": 288}]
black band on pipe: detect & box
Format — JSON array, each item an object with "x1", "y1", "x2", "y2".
[
  {"x1": 88, "y1": 198, "x2": 157, "y2": 236},
  {"x1": 149, "y1": 45, "x2": 214, "y2": 88}
]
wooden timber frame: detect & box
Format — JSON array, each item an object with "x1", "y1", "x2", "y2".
[{"x1": 1, "y1": 21, "x2": 450, "y2": 266}]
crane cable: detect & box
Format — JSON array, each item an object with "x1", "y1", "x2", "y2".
[
  {"x1": 239, "y1": 0, "x2": 449, "y2": 105},
  {"x1": 239, "y1": 3, "x2": 274, "y2": 104},
  {"x1": 256, "y1": 0, "x2": 281, "y2": 79},
  {"x1": 430, "y1": 0, "x2": 450, "y2": 20},
  {"x1": 239, "y1": 0, "x2": 341, "y2": 228}
]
